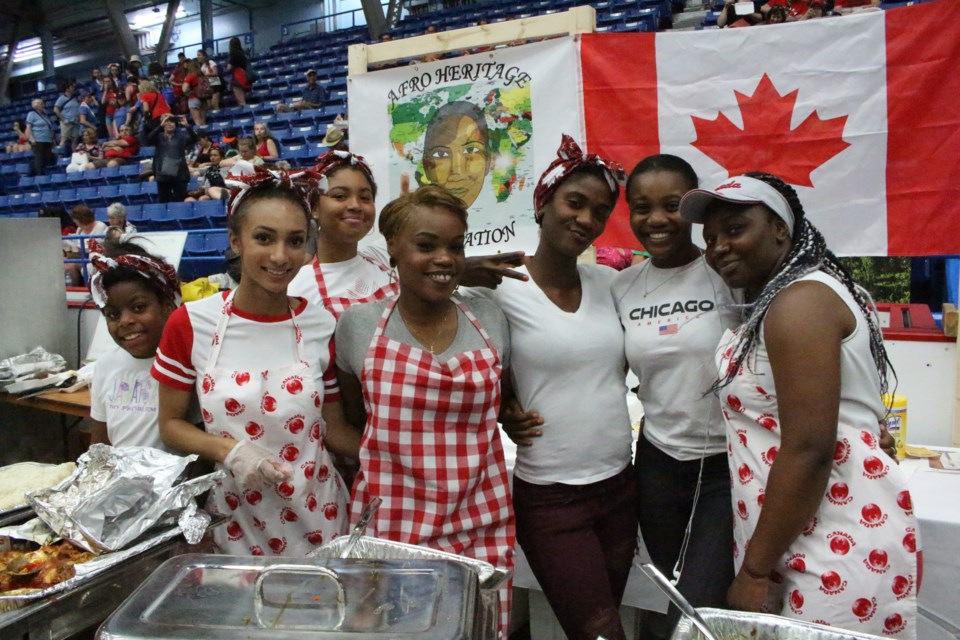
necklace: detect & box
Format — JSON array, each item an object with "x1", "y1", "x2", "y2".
[
  {"x1": 641, "y1": 256, "x2": 701, "y2": 298},
  {"x1": 400, "y1": 303, "x2": 456, "y2": 354}
]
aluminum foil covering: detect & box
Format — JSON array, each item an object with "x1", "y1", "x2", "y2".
[
  {"x1": 308, "y1": 535, "x2": 511, "y2": 590},
  {"x1": 0, "y1": 525, "x2": 182, "y2": 613},
  {"x1": 25, "y1": 444, "x2": 222, "y2": 553},
  {"x1": 671, "y1": 608, "x2": 885, "y2": 640}
]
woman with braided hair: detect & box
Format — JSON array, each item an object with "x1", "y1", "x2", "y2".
[
  {"x1": 153, "y1": 167, "x2": 360, "y2": 556},
  {"x1": 680, "y1": 173, "x2": 919, "y2": 637}
]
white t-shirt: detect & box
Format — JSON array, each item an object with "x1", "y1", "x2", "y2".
[
  {"x1": 90, "y1": 345, "x2": 172, "y2": 451},
  {"x1": 288, "y1": 243, "x2": 392, "y2": 310},
  {"x1": 152, "y1": 292, "x2": 339, "y2": 401},
  {"x1": 64, "y1": 220, "x2": 108, "y2": 254},
  {"x1": 612, "y1": 256, "x2": 741, "y2": 460},
  {"x1": 469, "y1": 264, "x2": 633, "y2": 485}
]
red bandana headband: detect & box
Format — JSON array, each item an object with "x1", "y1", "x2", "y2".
[
  {"x1": 224, "y1": 166, "x2": 322, "y2": 218},
  {"x1": 533, "y1": 134, "x2": 623, "y2": 215},
  {"x1": 311, "y1": 150, "x2": 376, "y2": 193},
  {"x1": 89, "y1": 252, "x2": 181, "y2": 308}
]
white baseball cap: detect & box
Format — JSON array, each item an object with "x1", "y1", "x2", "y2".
[{"x1": 680, "y1": 175, "x2": 795, "y2": 235}]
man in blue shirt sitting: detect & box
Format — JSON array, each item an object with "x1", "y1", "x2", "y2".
[{"x1": 275, "y1": 69, "x2": 327, "y2": 113}]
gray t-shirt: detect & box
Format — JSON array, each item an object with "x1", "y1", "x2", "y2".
[{"x1": 336, "y1": 296, "x2": 510, "y2": 377}]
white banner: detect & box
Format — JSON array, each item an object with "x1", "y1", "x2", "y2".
[{"x1": 349, "y1": 36, "x2": 583, "y2": 255}]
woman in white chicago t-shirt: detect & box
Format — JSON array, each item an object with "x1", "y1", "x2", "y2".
[
  {"x1": 473, "y1": 135, "x2": 636, "y2": 640},
  {"x1": 152, "y1": 170, "x2": 360, "y2": 557},
  {"x1": 611, "y1": 155, "x2": 740, "y2": 640}
]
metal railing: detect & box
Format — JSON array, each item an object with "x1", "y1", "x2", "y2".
[
  {"x1": 167, "y1": 32, "x2": 256, "y2": 65},
  {"x1": 279, "y1": 5, "x2": 390, "y2": 41}
]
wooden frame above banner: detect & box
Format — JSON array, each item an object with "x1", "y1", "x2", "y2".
[{"x1": 348, "y1": 5, "x2": 596, "y2": 76}]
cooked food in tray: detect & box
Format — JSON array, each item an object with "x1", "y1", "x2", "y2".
[
  {"x1": 0, "y1": 541, "x2": 95, "y2": 594},
  {"x1": 0, "y1": 462, "x2": 76, "y2": 511}
]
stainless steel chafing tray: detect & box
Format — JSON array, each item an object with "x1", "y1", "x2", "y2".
[
  {"x1": 671, "y1": 607, "x2": 885, "y2": 640},
  {"x1": 97, "y1": 554, "x2": 490, "y2": 640}
]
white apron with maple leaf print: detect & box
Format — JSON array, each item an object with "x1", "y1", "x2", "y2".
[
  {"x1": 201, "y1": 290, "x2": 348, "y2": 556},
  {"x1": 716, "y1": 273, "x2": 918, "y2": 638}
]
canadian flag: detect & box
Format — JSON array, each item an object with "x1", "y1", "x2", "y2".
[{"x1": 582, "y1": 1, "x2": 960, "y2": 256}]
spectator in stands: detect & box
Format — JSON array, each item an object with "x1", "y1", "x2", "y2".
[
  {"x1": 418, "y1": 101, "x2": 491, "y2": 208},
  {"x1": 64, "y1": 205, "x2": 108, "y2": 285},
  {"x1": 718, "y1": 0, "x2": 764, "y2": 26},
  {"x1": 226, "y1": 36, "x2": 251, "y2": 107},
  {"x1": 149, "y1": 113, "x2": 198, "y2": 203},
  {"x1": 89, "y1": 124, "x2": 140, "y2": 170},
  {"x1": 131, "y1": 78, "x2": 172, "y2": 143},
  {"x1": 77, "y1": 91, "x2": 99, "y2": 134},
  {"x1": 189, "y1": 132, "x2": 214, "y2": 167},
  {"x1": 25, "y1": 98, "x2": 56, "y2": 176},
  {"x1": 800, "y1": 1, "x2": 824, "y2": 18},
  {"x1": 253, "y1": 122, "x2": 280, "y2": 162},
  {"x1": 125, "y1": 55, "x2": 143, "y2": 102},
  {"x1": 765, "y1": 5, "x2": 788, "y2": 22},
  {"x1": 181, "y1": 59, "x2": 207, "y2": 127},
  {"x1": 275, "y1": 69, "x2": 327, "y2": 113},
  {"x1": 185, "y1": 145, "x2": 229, "y2": 202},
  {"x1": 89, "y1": 67, "x2": 105, "y2": 97},
  {"x1": 68, "y1": 128, "x2": 103, "y2": 173},
  {"x1": 762, "y1": 0, "x2": 809, "y2": 19},
  {"x1": 6, "y1": 121, "x2": 31, "y2": 154},
  {"x1": 220, "y1": 138, "x2": 264, "y2": 169},
  {"x1": 54, "y1": 80, "x2": 81, "y2": 154},
  {"x1": 101, "y1": 76, "x2": 120, "y2": 139},
  {"x1": 197, "y1": 49, "x2": 223, "y2": 111},
  {"x1": 113, "y1": 93, "x2": 134, "y2": 136},
  {"x1": 319, "y1": 124, "x2": 347, "y2": 153},
  {"x1": 106, "y1": 62, "x2": 123, "y2": 87},
  {"x1": 107, "y1": 202, "x2": 137, "y2": 234},
  {"x1": 220, "y1": 127, "x2": 240, "y2": 158}
]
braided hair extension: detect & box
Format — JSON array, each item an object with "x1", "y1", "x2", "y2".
[{"x1": 711, "y1": 172, "x2": 895, "y2": 403}]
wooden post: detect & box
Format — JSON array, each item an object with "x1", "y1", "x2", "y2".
[{"x1": 348, "y1": 5, "x2": 596, "y2": 77}]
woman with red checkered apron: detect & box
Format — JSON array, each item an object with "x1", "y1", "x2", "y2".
[{"x1": 335, "y1": 186, "x2": 514, "y2": 636}]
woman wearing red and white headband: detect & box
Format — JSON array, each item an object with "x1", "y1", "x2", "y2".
[
  {"x1": 681, "y1": 172, "x2": 918, "y2": 637},
  {"x1": 474, "y1": 135, "x2": 636, "y2": 640},
  {"x1": 153, "y1": 168, "x2": 360, "y2": 557}
]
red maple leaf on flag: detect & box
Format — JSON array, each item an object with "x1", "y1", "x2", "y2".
[{"x1": 691, "y1": 74, "x2": 851, "y2": 187}]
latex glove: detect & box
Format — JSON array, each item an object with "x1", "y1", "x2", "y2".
[{"x1": 223, "y1": 439, "x2": 293, "y2": 489}]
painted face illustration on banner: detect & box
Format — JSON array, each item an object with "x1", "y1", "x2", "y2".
[{"x1": 421, "y1": 101, "x2": 492, "y2": 208}]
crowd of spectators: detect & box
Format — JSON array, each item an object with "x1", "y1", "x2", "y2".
[{"x1": 717, "y1": 0, "x2": 880, "y2": 27}]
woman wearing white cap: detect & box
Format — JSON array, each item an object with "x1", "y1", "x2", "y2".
[{"x1": 680, "y1": 172, "x2": 919, "y2": 637}]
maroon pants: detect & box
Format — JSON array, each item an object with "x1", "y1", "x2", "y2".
[{"x1": 514, "y1": 466, "x2": 637, "y2": 640}]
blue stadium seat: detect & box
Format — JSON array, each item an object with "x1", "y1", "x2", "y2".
[
  {"x1": 66, "y1": 171, "x2": 88, "y2": 187},
  {"x1": 16, "y1": 175, "x2": 36, "y2": 194},
  {"x1": 184, "y1": 233, "x2": 208, "y2": 256},
  {"x1": 59, "y1": 188, "x2": 80, "y2": 207},
  {"x1": 98, "y1": 184, "x2": 122, "y2": 206},
  {"x1": 118, "y1": 165, "x2": 140, "y2": 179},
  {"x1": 22, "y1": 192, "x2": 43, "y2": 210},
  {"x1": 34, "y1": 174, "x2": 52, "y2": 189},
  {"x1": 194, "y1": 200, "x2": 227, "y2": 228},
  {"x1": 118, "y1": 182, "x2": 143, "y2": 205},
  {"x1": 125, "y1": 205, "x2": 145, "y2": 224},
  {"x1": 174, "y1": 202, "x2": 208, "y2": 230},
  {"x1": 140, "y1": 181, "x2": 159, "y2": 204},
  {"x1": 205, "y1": 230, "x2": 230, "y2": 254},
  {"x1": 77, "y1": 186, "x2": 102, "y2": 208},
  {"x1": 141, "y1": 203, "x2": 177, "y2": 231},
  {"x1": 49, "y1": 172, "x2": 70, "y2": 189}
]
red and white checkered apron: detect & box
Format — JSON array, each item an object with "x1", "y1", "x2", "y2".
[
  {"x1": 201, "y1": 290, "x2": 348, "y2": 557},
  {"x1": 312, "y1": 254, "x2": 398, "y2": 319},
  {"x1": 352, "y1": 296, "x2": 515, "y2": 635}
]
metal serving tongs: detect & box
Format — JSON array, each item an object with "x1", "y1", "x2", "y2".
[
  {"x1": 639, "y1": 562, "x2": 720, "y2": 640},
  {"x1": 339, "y1": 497, "x2": 382, "y2": 559}
]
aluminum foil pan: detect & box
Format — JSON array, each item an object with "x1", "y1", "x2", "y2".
[
  {"x1": 0, "y1": 525, "x2": 182, "y2": 613},
  {"x1": 671, "y1": 608, "x2": 884, "y2": 640},
  {"x1": 308, "y1": 535, "x2": 511, "y2": 590},
  {"x1": 26, "y1": 445, "x2": 222, "y2": 553}
]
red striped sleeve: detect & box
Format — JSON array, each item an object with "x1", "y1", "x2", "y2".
[
  {"x1": 151, "y1": 305, "x2": 197, "y2": 391},
  {"x1": 323, "y1": 337, "x2": 340, "y2": 402}
]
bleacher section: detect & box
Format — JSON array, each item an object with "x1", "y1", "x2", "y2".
[{"x1": 0, "y1": 0, "x2": 937, "y2": 283}]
